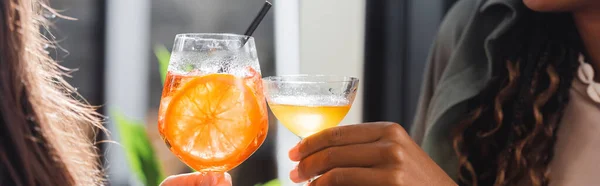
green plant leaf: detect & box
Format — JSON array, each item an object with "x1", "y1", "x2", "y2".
[
  {"x1": 154, "y1": 44, "x2": 171, "y2": 84},
  {"x1": 112, "y1": 110, "x2": 165, "y2": 186},
  {"x1": 254, "y1": 179, "x2": 281, "y2": 186}
]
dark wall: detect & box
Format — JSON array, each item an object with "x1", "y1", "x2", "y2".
[
  {"x1": 49, "y1": 0, "x2": 105, "y2": 108},
  {"x1": 363, "y1": 0, "x2": 409, "y2": 125},
  {"x1": 363, "y1": 0, "x2": 457, "y2": 130}
]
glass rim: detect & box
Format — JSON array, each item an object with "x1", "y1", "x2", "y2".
[
  {"x1": 262, "y1": 74, "x2": 359, "y2": 84},
  {"x1": 175, "y1": 33, "x2": 254, "y2": 41}
]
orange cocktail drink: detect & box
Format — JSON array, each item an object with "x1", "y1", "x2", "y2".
[{"x1": 158, "y1": 34, "x2": 268, "y2": 172}]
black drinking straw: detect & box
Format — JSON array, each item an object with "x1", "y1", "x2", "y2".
[{"x1": 242, "y1": 1, "x2": 272, "y2": 46}]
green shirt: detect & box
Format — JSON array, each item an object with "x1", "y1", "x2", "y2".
[{"x1": 410, "y1": 0, "x2": 523, "y2": 180}]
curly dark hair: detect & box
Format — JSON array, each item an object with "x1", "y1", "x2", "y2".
[{"x1": 452, "y1": 10, "x2": 584, "y2": 186}]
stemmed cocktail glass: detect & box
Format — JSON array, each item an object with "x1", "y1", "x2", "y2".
[
  {"x1": 158, "y1": 33, "x2": 268, "y2": 172},
  {"x1": 263, "y1": 75, "x2": 359, "y2": 138}
]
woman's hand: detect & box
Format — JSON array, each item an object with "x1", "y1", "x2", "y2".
[
  {"x1": 288, "y1": 122, "x2": 457, "y2": 186},
  {"x1": 160, "y1": 172, "x2": 232, "y2": 186}
]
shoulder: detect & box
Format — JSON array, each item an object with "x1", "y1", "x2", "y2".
[
  {"x1": 436, "y1": 0, "x2": 480, "y2": 49},
  {"x1": 429, "y1": 0, "x2": 522, "y2": 80},
  {"x1": 414, "y1": 0, "x2": 521, "y2": 142},
  {"x1": 436, "y1": 0, "x2": 525, "y2": 52},
  {"x1": 424, "y1": 0, "x2": 483, "y2": 87}
]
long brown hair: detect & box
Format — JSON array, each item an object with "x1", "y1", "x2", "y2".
[
  {"x1": 0, "y1": 0, "x2": 105, "y2": 185},
  {"x1": 452, "y1": 9, "x2": 583, "y2": 186}
]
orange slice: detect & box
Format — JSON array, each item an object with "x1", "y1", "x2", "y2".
[{"x1": 164, "y1": 73, "x2": 262, "y2": 170}]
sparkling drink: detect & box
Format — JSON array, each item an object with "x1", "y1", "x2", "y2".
[
  {"x1": 269, "y1": 103, "x2": 350, "y2": 138},
  {"x1": 263, "y1": 75, "x2": 359, "y2": 139},
  {"x1": 158, "y1": 34, "x2": 268, "y2": 172}
]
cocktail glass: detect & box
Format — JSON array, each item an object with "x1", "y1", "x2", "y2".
[
  {"x1": 158, "y1": 33, "x2": 268, "y2": 172},
  {"x1": 263, "y1": 75, "x2": 358, "y2": 138}
]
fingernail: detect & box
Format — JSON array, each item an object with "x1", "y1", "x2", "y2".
[
  {"x1": 289, "y1": 144, "x2": 300, "y2": 161},
  {"x1": 290, "y1": 166, "x2": 301, "y2": 183},
  {"x1": 224, "y1": 173, "x2": 232, "y2": 182}
]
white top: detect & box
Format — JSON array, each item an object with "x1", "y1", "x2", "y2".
[{"x1": 548, "y1": 55, "x2": 600, "y2": 185}]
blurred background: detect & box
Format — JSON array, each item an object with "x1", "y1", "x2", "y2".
[{"x1": 47, "y1": 0, "x2": 457, "y2": 185}]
